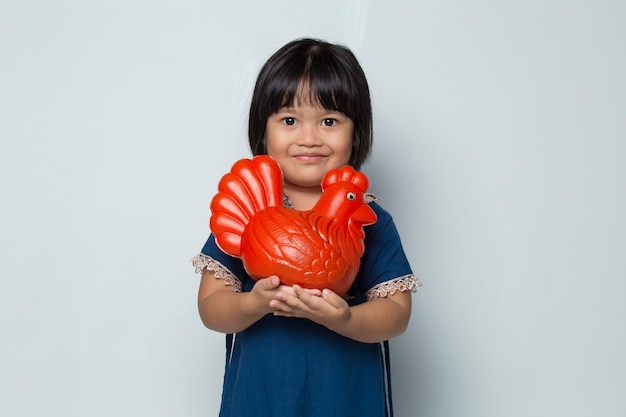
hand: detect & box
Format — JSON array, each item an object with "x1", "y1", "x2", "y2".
[
  {"x1": 249, "y1": 276, "x2": 282, "y2": 313},
  {"x1": 270, "y1": 285, "x2": 351, "y2": 332},
  {"x1": 249, "y1": 277, "x2": 321, "y2": 314}
]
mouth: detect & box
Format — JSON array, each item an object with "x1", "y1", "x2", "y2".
[{"x1": 293, "y1": 154, "x2": 327, "y2": 163}]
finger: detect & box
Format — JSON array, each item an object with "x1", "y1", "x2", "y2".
[
  {"x1": 276, "y1": 285, "x2": 297, "y2": 296},
  {"x1": 292, "y1": 284, "x2": 321, "y2": 296},
  {"x1": 293, "y1": 285, "x2": 318, "y2": 305},
  {"x1": 276, "y1": 291, "x2": 305, "y2": 310},
  {"x1": 293, "y1": 286, "x2": 332, "y2": 314},
  {"x1": 271, "y1": 299, "x2": 304, "y2": 317},
  {"x1": 303, "y1": 288, "x2": 322, "y2": 297},
  {"x1": 273, "y1": 288, "x2": 309, "y2": 310},
  {"x1": 293, "y1": 285, "x2": 315, "y2": 298},
  {"x1": 321, "y1": 289, "x2": 345, "y2": 308},
  {"x1": 269, "y1": 299, "x2": 290, "y2": 311}
]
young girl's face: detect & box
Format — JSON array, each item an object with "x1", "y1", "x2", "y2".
[{"x1": 265, "y1": 100, "x2": 354, "y2": 192}]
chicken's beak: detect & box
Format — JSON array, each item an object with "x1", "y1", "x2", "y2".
[{"x1": 352, "y1": 204, "x2": 377, "y2": 226}]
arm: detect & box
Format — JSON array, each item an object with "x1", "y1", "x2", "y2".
[
  {"x1": 270, "y1": 286, "x2": 412, "y2": 343},
  {"x1": 197, "y1": 270, "x2": 280, "y2": 334}
]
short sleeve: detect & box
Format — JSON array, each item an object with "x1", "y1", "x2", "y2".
[
  {"x1": 190, "y1": 234, "x2": 249, "y2": 292},
  {"x1": 349, "y1": 202, "x2": 421, "y2": 303}
]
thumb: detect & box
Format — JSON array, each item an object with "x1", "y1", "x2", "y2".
[
  {"x1": 261, "y1": 275, "x2": 280, "y2": 290},
  {"x1": 322, "y1": 289, "x2": 344, "y2": 307}
]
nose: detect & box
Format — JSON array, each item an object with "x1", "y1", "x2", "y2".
[{"x1": 297, "y1": 123, "x2": 322, "y2": 147}]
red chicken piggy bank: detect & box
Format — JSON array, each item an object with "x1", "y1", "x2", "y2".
[{"x1": 209, "y1": 155, "x2": 377, "y2": 295}]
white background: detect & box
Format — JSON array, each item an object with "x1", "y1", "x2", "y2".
[{"x1": 1, "y1": 1, "x2": 625, "y2": 416}]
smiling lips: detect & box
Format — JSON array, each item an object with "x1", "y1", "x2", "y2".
[{"x1": 293, "y1": 153, "x2": 326, "y2": 163}]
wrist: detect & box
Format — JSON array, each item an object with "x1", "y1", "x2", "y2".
[
  {"x1": 325, "y1": 307, "x2": 353, "y2": 336},
  {"x1": 245, "y1": 290, "x2": 272, "y2": 318}
]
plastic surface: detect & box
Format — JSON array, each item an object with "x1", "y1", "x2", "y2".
[{"x1": 209, "y1": 155, "x2": 377, "y2": 295}]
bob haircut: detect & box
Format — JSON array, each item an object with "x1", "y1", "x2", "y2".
[{"x1": 248, "y1": 38, "x2": 373, "y2": 171}]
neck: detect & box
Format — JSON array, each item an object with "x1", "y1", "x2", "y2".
[{"x1": 283, "y1": 184, "x2": 322, "y2": 211}]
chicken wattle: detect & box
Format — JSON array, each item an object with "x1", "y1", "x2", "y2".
[{"x1": 209, "y1": 155, "x2": 377, "y2": 295}]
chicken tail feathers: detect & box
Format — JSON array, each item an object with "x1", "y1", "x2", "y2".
[{"x1": 209, "y1": 156, "x2": 284, "y2": 257}]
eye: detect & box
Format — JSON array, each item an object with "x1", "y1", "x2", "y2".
[
  {"x1": 282, "y1": 117, "x2": 296, "y2": 126},
  {"x1": 346, "y1": 192, "x2": 355, "y2": 201},
  {"x1": 322, "y1": 118, "x2": 337, "y2": 127}
]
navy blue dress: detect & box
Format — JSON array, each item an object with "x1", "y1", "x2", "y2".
[{"x1": 193, "y1": 202, "x2": 419, "y2": 417}]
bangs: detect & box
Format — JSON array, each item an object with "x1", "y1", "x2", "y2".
[{"x1": 268, "y1": 55, "x2": 357, "y2": 118}]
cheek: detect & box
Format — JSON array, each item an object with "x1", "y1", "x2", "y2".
[
  {"x1": 263, "y1": 125, "x2": 281, "y2": 154},
  {"x1": 338, "y1": 129, "x2": 355, "y2": 163},
  {"x1": 342, "y1": 147, "x2": 353, "y2": 166},
  {"x1": 264, "y1": 136, "x2": 281, "y2": 157}
]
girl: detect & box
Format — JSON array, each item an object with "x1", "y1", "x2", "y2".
[{"x1": 192, "y1": 38, "x2": 420, "y2": 417}]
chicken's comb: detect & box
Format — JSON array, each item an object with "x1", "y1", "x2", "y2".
[{"x1": 321, "y1": 165, "x2": 370, "y2": 193}]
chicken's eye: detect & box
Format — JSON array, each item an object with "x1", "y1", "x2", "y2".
[{"x1": 346, "y1": 192, "x2": 355, "y2": 201}]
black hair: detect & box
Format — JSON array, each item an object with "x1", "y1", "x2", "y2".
[{"x1": 248, "y1": 38, "x2": 373, "y2": 170}]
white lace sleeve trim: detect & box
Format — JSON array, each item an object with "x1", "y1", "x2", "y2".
[
  {"x1": 190, "y1": 253, "x2": 243, "y2": 292},
  {"x1": 365, "y1": 274, "x2": 422, "y2": 301}
]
